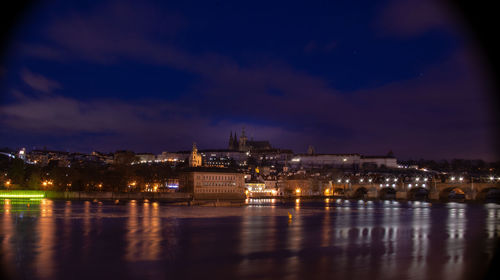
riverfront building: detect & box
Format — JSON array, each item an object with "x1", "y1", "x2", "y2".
[{"x1": 179, "y1": 167, "x2": 245, "y2": 199}]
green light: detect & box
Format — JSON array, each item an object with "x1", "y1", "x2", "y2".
[
  {"x1": 0, "y1": 194, "x2": 44, "y2": 198},
  {"x1": 0, "y1": 190, "x2": 45, "y2": 198}
]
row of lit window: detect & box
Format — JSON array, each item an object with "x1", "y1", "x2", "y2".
[
  {"x1": 199, "y1": 175, "x2": 236, "y2": 180},
  {"x1": 202, "y1": 182, "x2": 236, "y2": 186},
  {"x1": 197, "y1": 188, "x2": 238, "y2": 193}
]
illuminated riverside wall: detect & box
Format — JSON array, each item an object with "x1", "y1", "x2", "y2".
[{"x1": 44, "y1": 191, "x2": 191, "y2": 201}]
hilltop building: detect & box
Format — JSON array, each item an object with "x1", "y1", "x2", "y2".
[{"x1": 228, "y1": 128, "x2": 273, "y2": 152}]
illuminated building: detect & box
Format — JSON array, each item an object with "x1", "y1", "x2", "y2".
[
  {"x1": 289, "y1": 153, "x2": 361, "y2": 169},
  {"x1": 179, "y1": 167, "x2": 245, "y2": 199},
  {"x1": 360, "y1": 155, "x2": 398, "y2": 169},
  {"x1": 245, "y1": 180, "x2": 278, "y2": 197},
  {"x1": 189, "y1": 143, "x2": 202, "y2": 167}
]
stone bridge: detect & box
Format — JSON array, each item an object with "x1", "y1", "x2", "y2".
[{"x1": 329, "y1": 181, "x2": 500, "y2": 201}]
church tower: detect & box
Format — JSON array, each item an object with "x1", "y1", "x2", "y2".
[
  {"x1": 233, "y1": 131, "x2": 238, "y2": 150},
  {"x1": 228, "y1": 131, "x2": 234, "y2": 150},
  {"x1": 239, "y1": 127, "x2": 248, "y2": 151},
  {"x1": 189, "y1": 142, "x2": 202, "y2": 167}
]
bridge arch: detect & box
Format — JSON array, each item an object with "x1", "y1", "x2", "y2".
[
  {"x1": 408, "y1": 187, "x2": 429, "y2": 200},
  {"x1": 333, "y1": 187, "x2": 345, "y2": 197},
  {"x1": 440, "y1": 187, "x2": 466, "y2": 201},
  {"x1": 353, "y1": 187, "x2": 368, "y2": 199},
  {"x1": 476, "y1": 187, "x2": 500, "y2": 202},
  {"x1": 379, "y1": 187, "x2": 396, "y2": 200}
]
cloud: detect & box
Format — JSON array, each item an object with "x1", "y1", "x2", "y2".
[
  {"x1": 2, "y1": 48, "x2": 496, "y2": 159},
  {"x1": 375, "y1": 0, "x2": 455, "y2": 37},
  {"x1": 21, "y1": 69, "x2": 61, "y2": 93},
  {"x1": 0, "y1": 91, "x2": 301, "y2": 152},
  {"x1": 5, "y1": 0, "x2": 496, "y2": 159}
]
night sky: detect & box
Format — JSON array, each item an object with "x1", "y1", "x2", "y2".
[{"x1": 0, "y1": 0, "x2": 497, "y2": 160}]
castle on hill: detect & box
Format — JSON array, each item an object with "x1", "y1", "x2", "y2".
[{"x1": 228, "y1": 128, "x2": 272, "y2": 152}]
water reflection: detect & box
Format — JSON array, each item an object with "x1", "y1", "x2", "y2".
[
  {"x1": 444, "y1": 204, "x2": 467, "y2": 279},
  {"x1": 35, "y1": 199, "x2": 55, "y2": 279},
  {"x1": 0, "y1": 200, "x2": 499, "y2": 280},
  {"x1": 408, "y1": 203, "x2": 430, "y2": 279},
  {"x1": 125, "y1": 201, "x2": 162, "y2": 261},
  {"x1": 1, "y1": 200, "x2": 14, "y2": 278}
]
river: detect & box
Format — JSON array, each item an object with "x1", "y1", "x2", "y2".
[{"x1": 1, "y1": 199, "x2": 499, "y2": 279}]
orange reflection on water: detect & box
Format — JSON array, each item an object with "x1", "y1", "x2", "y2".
[
  {"x1": 1, "y1": 201, "x2": 14, "y2": 278},
  {"x1": 126, "y1": 201, "x2": 162, "y2": 261},
  {"x1": 35, "y1": 199, "x2": 55, "y2": 279}
]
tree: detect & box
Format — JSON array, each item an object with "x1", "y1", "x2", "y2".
[
  {"x1": 26, "y1": 165, "x2": 42, "y2": 189},
  {"x1": 8, "y1": 158, "x2": 25, "y2": 185}
]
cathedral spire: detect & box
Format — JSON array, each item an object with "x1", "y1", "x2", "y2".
[{"x1": 228, "y1": 131, "x2": 234, "y2": 149}]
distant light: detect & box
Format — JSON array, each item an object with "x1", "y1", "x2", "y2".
[
  {"x1": 343, "y1": 158, "x2": 347, "y2": 162},
  {"x1": 393, "y1": 178, "x2": 397, "y2": 182},
  {"x1": 490, "y1": 177, "x2": 494, "y2": 181},
  {"x1": 345, "y1": 179, "x2": 349, "y2": 183},
  {"x1": 459, "y1": 177, "x2": 463, "y2": 181},
  {"x1": 392, "y1": 184, "x2": 395, "y2": 187},
  {"x1": 337, "y1": 179, "x2": 341, "y2": 183},
  {"x1": 408, "y1": 184, "x2": 412, "y2": 188},
  {"x1": 368, "y1": 179, "x2": 372, "y2": 182},
  {"x1": 360, "y1": 179, "x2": 364, "y2": 182},
  {"x1": 451, "y1": 177, "x2": 455, "y2": 181},
  {"x1": 385, "y1": 178, "x2": 389, "y2": 182},
  {"x1": 424, "y1": 178, "x2": 428, "y2": 182},
  {"x1": 416, "y1": 177, "x2": 420, "y2": 181}
]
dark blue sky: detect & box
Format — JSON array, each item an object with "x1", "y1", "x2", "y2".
[{"x1": 0, "y1": 0, "x2": 497, "y2": 160}]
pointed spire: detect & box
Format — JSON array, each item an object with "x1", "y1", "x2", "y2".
[{"x1": 229, "y1": 131, "x2": 234, "y2": 150}]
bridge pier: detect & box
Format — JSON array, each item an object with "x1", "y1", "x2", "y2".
[
  {"x1": 396, "y1": 191, "x2": 407, "y2": 200},
  {"x1": 367, "y1": 189, "x2": 378, "y2": 199},
  {"x1": 429, "y1": 191, "x2": 439, "y2": 200}
]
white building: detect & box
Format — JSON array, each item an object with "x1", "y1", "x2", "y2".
[
  {"x1": 360, "y1": 156, "x2": 398, "y2": 168},
  {"x1": 289, "y1": 154, "x2": 361, "y2": 168}
]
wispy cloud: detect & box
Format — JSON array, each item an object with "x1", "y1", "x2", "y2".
[
  {"x1": 375, "y1": 0, "x2": 455, "y2": 37},
  {"x1": 21, "y1": 69, "x2": 62, "y2": 93}
]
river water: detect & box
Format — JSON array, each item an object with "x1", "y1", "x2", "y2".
[{"x1": 0, "y1": 199, "x2": 499, "y2": 280}]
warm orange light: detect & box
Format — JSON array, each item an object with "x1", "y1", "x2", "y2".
[
  {"x1": 4, "y1": 180, "x2": 11, "y2": 186},
  {"x1": 42, "y1": 181, "x2": 48, "y2": 186},
  {"x1": 98, "y1": 184, "x2": 103, "y2": 188},
  {"x1": 295, "y1": 188, "x2": 301, "y2": 193}
]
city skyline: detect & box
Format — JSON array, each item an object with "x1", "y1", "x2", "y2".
[{"x1": 0, "y1": 0, "x2": 498, "y2": 161}]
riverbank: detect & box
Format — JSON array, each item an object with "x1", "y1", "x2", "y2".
[{"x1": 1, "y1": 190, "x2": 498, "y2": 205}]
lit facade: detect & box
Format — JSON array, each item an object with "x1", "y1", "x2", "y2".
[{"x1": 179, "y1": 168, "x2": 245, "y2": 199}]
